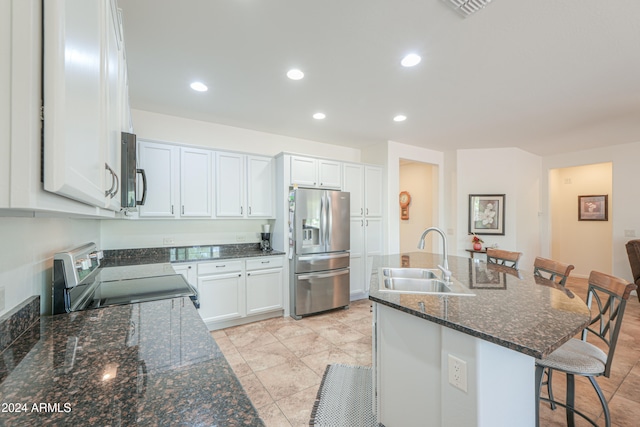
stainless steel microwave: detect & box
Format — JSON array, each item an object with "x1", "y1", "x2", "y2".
[{"x1": 120, "y1": 132, "x2": 146, "y2": 211}]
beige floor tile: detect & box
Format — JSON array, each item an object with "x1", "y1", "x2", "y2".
[
  {"x1": 254, "y1": 359, "x2": 321, "y2": 401},
  {"x1": 257, "y1": 402, "x2": 292, "y2": 427},
  {"x1": 212, "y1": 335, "x2": 237, "y2": 356},
  {"x1": 238, "y1": 373, "x2": 274, "y2": 410},
  {"x1": 266, "y1": 321, "x2": 315, "y2": 341},
  {"x1": 609, "y1": 394, "x2": 640, "y2": 427},
  {"x1": 239, "y1": 341, "x2": 298, "y2": 372},
  {"x1": 276, "y1": 385, "x2": 319, "y2": 427},
  {"x1": 316, "y1": 323, "x2": 366, "y2": 345},
  {"x1": 222, "y1": 350, "x2": 252, "y2": 378},
  {"x1": 300, "y1": 347, "x2": 358, "y2": 376},
  {"x1": 280, "y1": 332, "x2": 333, "y2": 359},
  {"x1": 210, "y1": 329, "x2": 226, "y2": 339},
  {"x1": 615, "y1": 361, "x2": 640, "y2": 403},
  {"x1": 228, "y1": 328, "x2": 279, "y2": 349},
  {"x1": 335, "y1": 336, "x2": 372, "y2": 365}
]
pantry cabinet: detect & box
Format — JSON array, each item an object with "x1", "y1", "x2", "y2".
[{"x1": 343, "y1": 163, "x2": 384, "y2": 298}]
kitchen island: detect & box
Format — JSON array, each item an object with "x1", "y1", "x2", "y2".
[
  {"x1": 0, "y1": 297, "x2": 263, "y2": 426},
  {"x1": 369, "y1": 252, "x2": 590, "y2": 427}
]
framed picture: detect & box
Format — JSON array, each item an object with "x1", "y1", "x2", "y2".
[
  {"x1": 578, "y1": 195, "x2": 608, "y2": 221},
  {"x1": 469, "y1": 262, "x2": 507, "y2": 289},
  {"x1": 469, "y1": 194, "x2": 505, "y2": 235}
]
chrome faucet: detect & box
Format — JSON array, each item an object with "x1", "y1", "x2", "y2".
[{"x1": 417, "y1": 226, "x2": 449, "y2": 272}]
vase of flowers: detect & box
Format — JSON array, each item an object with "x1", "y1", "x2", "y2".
[{"x1": 471, "y1": 234, "x2": 483, "y2": 251}]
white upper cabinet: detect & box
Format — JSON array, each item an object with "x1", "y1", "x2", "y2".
[
  {"x1": 138, "y1": 140, "x2": 212, "y2": 218},
  {"x1": 364, "y1": 166, "x2": 383, "y2": 217},
  {"x1": 246, "y1": 155, "x2": 274, "y2": 218},
  {"x1": 42, "y1": 0, "x2": 129, "y2": 211},
  {"x1": 290, "y1": 156, "x2": 342, "y2": 189},
  {"x1": 343, "y1": 163, "x2": 364, "y2": 217},
  {"x1": 180, "y1": 147, "x2": 213, "y2": 217},
  {"x1": 216, "y1": 152, "x2": 244, "y2": 217},
  {"x1": 216, "y1": 152, "x2": 275, "y2": 218},
  {"x1": 137, "y1": 141, "x2": 179, "y2": 218}
]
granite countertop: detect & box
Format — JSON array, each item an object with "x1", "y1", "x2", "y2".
[
  {"x1": 0, "y1": 298, "x2": 264, "y2": 426},
  {"x1": 369, "y1": 252, "x2": 591, "y2": 359},
  {"x1": 103, "y1": 243, "x2": 286, "y2": 267}
]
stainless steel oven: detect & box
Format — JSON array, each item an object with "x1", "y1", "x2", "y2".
[{"x1": 52, "y1": 243, "x2": 198, "y2": 315}]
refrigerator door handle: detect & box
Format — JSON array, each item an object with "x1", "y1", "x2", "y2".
[
  {"x1": 326, "y1": 194, "x2": 332, "y2": 246},
  {"x1": 297, "y1": 252, "x2": 350, "y2": 262},
  {"x1": 297, "y1": 268, "x2": 350, "y2": 281},
  {"x1": 320, "y1": 194, "x2": 326, "y2": 248}
]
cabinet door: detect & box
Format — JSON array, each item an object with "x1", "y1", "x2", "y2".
[
  {"x1": 343, "y1": 163, "x2": 364, "y2": 217},
  {"x1": 246, "y1": 268, "x2": 283, "y2": 315},
  {"x1": 103, "y1": 0, "x2": 121, "y2": 211},
  {"x1": 172, "y1": 263, "x2": 197, "y2": 287},
  {"x1": 180, "y1": 147, "x2": 212, "y2": 217},
  {"x1": 247, "y1": 155, "x2": 274, "y2": 217},
  {"x1": 216, "y1": 152, "x2": 244, "y2": 217},
  {"x1": 365, "y1": 166, "x2": 383, "y2": 217},
  {"x1": 290, "y1": 156, "x2": 317, "y2": 187},
  {"x1": 318, "y1": 160, "x2": 342, "y2": 188},
  {"x1": 43, "y1": 0, "x2": 107, "y2": 208},
  {"x1": 137, "y1": 141, "x2": 178, "y2": 217},
  {"x1": 198, "y1": 272, "x2": 245, "y2": 322},
  {"x1": 365, "y1": 217, "x2": 383, "y2": 292},
  {"x1": 350, "y1": 217, "x2": 365, "y2": 296}
]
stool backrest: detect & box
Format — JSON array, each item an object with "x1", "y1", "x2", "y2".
[
  {"x1": 486, "y1": 248, "x2": 522, "y2": 269},
  {"x1": 625, "y1": 240, "x2": 640, "y2": 302},
  {"x1": 533, "y1": 257, "x2": 575, "y2": 286},
  {"x1": 583, "y1": 271, "x2": 637, "y2": 377}
]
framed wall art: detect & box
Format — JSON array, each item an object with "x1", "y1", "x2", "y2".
[
  {"x1": 578, "y1": 195, "x2": 608, "y2": 221},
  {"x1": 468, "y1": 194, "x2": 505, "y2": 235}
]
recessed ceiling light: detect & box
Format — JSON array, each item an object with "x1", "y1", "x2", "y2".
[
  {"x1": 401, "y1": 54, "x2": 422, "y2": 67},
  {"x1": 190, "y1": 82, "x2": 208, "y2": 92},
  {"x1": 287, "y1": 69, "x2": 304, "y2": 80},
  {"x1": 394, "y1": 115, "x2": 407, "y2": 122},
  {"x1": 313, "y1": 112, "x2": 326, "y2": 120}
]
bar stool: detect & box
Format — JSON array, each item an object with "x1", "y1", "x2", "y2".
[
  {"x1": 533, "y1": 256, "x2": 575, "y2": 286},
  {"x1": 625, "y1": 239, "x2": 640, "y2": 302},
  {"x1": 535, "y1": 271, "x2": 637, "y2": 427},
  {"x1": 486, "y1": 248, "x2": 522, "y2": 269}
]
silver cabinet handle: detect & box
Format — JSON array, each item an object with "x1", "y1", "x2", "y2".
[
  {"x1": 171, "y1": 205, "x2": 174, "y2": 215},
  {"x1": 104, "y1": 163, "x2": 118, "y2": 197},
  {"x1": 182, "y1": 205, "x2": 185, "y2": 215},
  {"x1": 248, "y1": 206, "x2": 252, "y2": 215},
  {"x1": 216, "y1": 265, "x2": 226, "y2": 268},
  {"x1": 240, "y1": 206, "x2": 243, "y2": 215}
]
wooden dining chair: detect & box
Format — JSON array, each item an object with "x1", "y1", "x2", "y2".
[
  {"x1": 486, "y1": 248, "x2": 522, "y2": 269},
  {"x1": 535, "y1": 271, "x2": 637, "y2": 427},
  {"x1": 533, "y1": 257, "x2": 575, "y2": 286}
]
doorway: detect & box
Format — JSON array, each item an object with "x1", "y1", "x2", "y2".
[
  {"x1": 398, "y1": 159, "x2": 439, "y2": 253},
  {"x1": 549, "y1": 162, "x2": 613, "y2": 277}
]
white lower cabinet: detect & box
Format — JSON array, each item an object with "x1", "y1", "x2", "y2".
[
  {"x1": 191, "y1": 256, "x2": 285, "y2": 329},
  {"x1": 197, "y1": 260, "x2": 245, "y2": 323},
  {"x1": 172, "y1": 263, "x2": 197, "y2": 287},
  {"x1": 246, "y1": 257, "x2": 284, "y2": 315}
]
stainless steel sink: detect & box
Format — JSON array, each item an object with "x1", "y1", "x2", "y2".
[
  {"x1": 383, "y1": 277, "x2": 452, "y2": 293},
  {"x1": 382, "y1": 268, "x2": 439, "y2": 279}
]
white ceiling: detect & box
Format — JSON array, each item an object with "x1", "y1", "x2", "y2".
[{"x1": 119, "y1": 0, "x2": 640, "y2": 156}]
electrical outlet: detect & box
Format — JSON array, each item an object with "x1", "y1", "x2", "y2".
[
  {"x1": 624, "y1": 230, "x2": 636, "y2": 238},
  {"x1": 236, "y1": 234, "x2": 246, "y2": 242},
  {"x1": 163, "y1": 237, "x2": 175, "y2": 245},
  {"x1": 448, "y1": 354, "x2": 468, "y2": 392}
]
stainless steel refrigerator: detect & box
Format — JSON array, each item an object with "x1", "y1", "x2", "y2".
[{"x1": 290, "y1": 188, "x2": 350, "y2": 319}]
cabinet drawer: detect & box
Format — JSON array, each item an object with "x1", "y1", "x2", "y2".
[
  {"x1": 246, "y1": 256, "x2": 284, "y2": 271},
  {"x1": 198, "y1": 260, "x2": 243, "y2": 275}
]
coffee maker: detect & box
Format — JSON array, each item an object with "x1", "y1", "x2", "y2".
[{"x1": 260, "y1": 233, "x2": 272, "y2": 252}]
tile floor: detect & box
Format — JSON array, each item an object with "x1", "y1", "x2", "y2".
[{"x1": 211, "y1": 277, "x2": 640, "y2": 427}]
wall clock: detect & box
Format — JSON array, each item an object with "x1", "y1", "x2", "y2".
[{"x1": 399, "y1": 191, "x2": 411, "y2": 220}]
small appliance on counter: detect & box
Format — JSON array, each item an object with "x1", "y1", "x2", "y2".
[
  {"x1": 260, "y1": 224, "x2": 272, "y2": 252},
  {"x1": 52, "y1": 242, "x2": 198, "y2": 315}
]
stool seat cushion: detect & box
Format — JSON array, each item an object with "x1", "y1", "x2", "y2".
[{"x1": 536, "y1": 338, "x2": 607, "y2": 375}]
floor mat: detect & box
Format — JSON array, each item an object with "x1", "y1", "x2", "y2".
[{"x1": 309, "y1": 364, "x2": 380, "y2": 427}]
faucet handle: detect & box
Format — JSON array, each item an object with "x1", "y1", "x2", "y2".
[{"x1": 437, "y1": 264, "x2": 452, "y2": 282}]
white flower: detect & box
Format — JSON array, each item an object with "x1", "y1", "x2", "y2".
[{"x1": 480, "y1": 205, "x2": 496, "y2": 225}]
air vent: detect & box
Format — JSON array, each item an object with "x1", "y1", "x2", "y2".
[{"x1": 443, "y1": 0, "x2": 494, "y2": 17}]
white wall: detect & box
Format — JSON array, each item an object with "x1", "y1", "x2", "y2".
[
  {"x1": 542, "y1": 141, "x2": 640, "y2": 280},
  {"x1": 456, "y1": 148, "x2": 541, "y2": 269},
  {"x1": 132, "y1": 109, "x2": 362, "y2": 161},
  {"x1": 549, "y1": 163, "x2": 612, "y2": 277},
  {"x1": 0, "y1": 217, "x2": 100, "y2": 316},
  {"x1": 386, "y1": 141, "x2": 445, "y2": 254},
  {"x1": 399, "y1": 162, "x2": 436, "y2": 253}
]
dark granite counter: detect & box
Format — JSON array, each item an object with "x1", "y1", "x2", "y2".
[
  {"x1": 369, "y1": 252, "x2": 590, "y2": 359},
  {"x1": 0, "y1": 298, "x2": 264, "y2": 426},
  {"x1": 103, "y1": 243, "x2": 286, "y2": 266}
]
